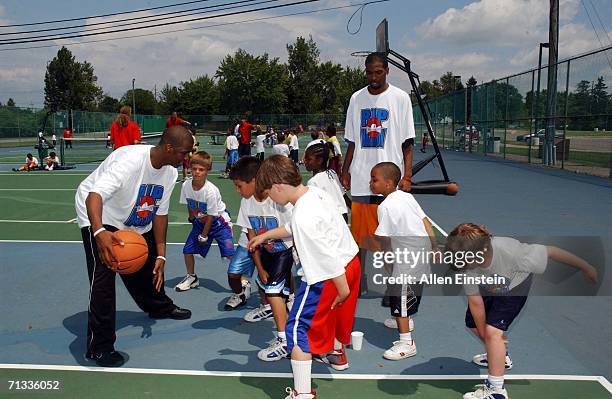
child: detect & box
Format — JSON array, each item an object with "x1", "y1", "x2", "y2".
[
  {"x1": 13, "y1": 153, "x2": 39, "y2": 172},
  {"x1": 235, "y1": 160, "x2": 296, "y2": 361},
  {"x1": 222, "y1": 128, "x2": 239, "y2": 178},
  {"x1": 44, "y1": 151, "x2": 60, "y2": 171},
  {"x1": 303, "y1": 143, "x2": 347, "y2": 223},
  {"x1": 249, "y1": 155, "x2": 361, "y2": 399},
  {"x1": 175, "y1": 151, "x2": 236, "y2": 292},
  {"x1": 288, "y1": 129, "x2": 299, "y2": 164},
  {"x1": 370, "y1": 162, "x2": 438, "y2": 360},
  {"x1": 272, "y1": 132, "x2": 290, "y2": 157},
  {"x1": 420, "y1": 131, "x2": 428, "y2": 153},
  {"x1": 255, "y1": 128, "x2": 268, "y2": 161},
  {"x1": 445, "y1": 223, "x2": 598, "y2": 399},
  {"x1": 326, "y1": 125, "x2": 342, "y2": 178}
]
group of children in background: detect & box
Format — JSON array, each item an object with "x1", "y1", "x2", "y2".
[{"x1": 172, "y1": 129, "x2": 598, "y2": 399}]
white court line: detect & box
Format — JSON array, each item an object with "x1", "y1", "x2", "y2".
[
  {"x1": 66, "y1": 218, "x2": 77, "y2": 223},
  {"x1": 0, "y1": 220, "x2": 190, "y2": 225},
  {"x1": 0, "y1": 364, "x2": 609, "y2": 391},
  {"x1": 429, "y1": 218, "x2": 448, "y2": 237}
]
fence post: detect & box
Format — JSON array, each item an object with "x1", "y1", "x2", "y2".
[{"x1": 529, "y1": 70, "x2": 535, "y2": 163}]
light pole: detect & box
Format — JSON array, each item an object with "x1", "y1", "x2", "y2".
[
  {"x1": 452, "y1": 75, "x2": 461, "y2": 150},
  {"x1": 131, "y1": 78, "x2": 136, "y2": 124}
]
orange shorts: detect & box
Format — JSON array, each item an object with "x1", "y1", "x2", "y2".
[{"x1": 350, "y1": 201, "x2": 381, "y2": 251}]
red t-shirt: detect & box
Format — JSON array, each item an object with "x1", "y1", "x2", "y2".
[
  {"x1": 166, "y1": 117, "x2": 185, "y2": 128},
  {"x1": 110, "y1": 120, "x2": 141, "y2": 150},
  {"x1": 63, "y1": 129, "x2": 72, "y2": 138},
  {"x1": 238, "y1": 122, "x2": 253, "y2": 145}
]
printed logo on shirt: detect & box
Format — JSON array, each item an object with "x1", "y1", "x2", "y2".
[
  {"x1": 360, "y1": 108, "x2": 389, "y2": 148},
  {"x1": 248, "y1": 215, "x2": 287, "y2": 253},
  {"x1": 186, "y1": 198, "x2": 208, "y2": 221},
  {"x1": 124, "y1": 184, "x2": 164, "y2": 227}
]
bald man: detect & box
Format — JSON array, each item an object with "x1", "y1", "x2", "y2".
[{"x1": 75, "y1": 126, "x2": 194, "y2": 367}]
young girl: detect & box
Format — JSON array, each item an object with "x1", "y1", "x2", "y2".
[
  {"x1": 446, "y1": 223, "x2": 598, "y2": 399},
  {"x1": 302, "y1": 143, "x2": 347, "y2": 223}
]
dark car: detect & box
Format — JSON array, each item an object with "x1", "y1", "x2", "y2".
[{"x1": 517, "y1": 129, "x2": 564, "y2": 142}]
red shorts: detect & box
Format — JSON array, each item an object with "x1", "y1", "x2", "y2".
[{"x1": 286, "y1": 256, "x2": 361, "y2": 355}]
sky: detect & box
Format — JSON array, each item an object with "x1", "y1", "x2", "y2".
[{"x1": 0, "y1": 0, "x2": 611, "y2": 108}]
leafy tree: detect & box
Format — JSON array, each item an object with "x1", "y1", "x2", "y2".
[
  {"x1": 6, "y1": 98, "x2": 15, "y2": 107},
  {"x1": 44, "y1": 47, "x2": 102, "y2": 111},
  {"x1": 315, "y1": 61, "x2": 343, "y2": 113},
  {"x1": 178, "y1": 75, "x2": 219, "y2": 115},
  {"x1": 97, "y1": 95, "x2": 120, "y2": 113},
  {"x1": 286, "y1": 36, "x2": 320, "y2": 113},
  {"x1": 439, "y1": 72, "x2": 464, "y2": 94},
  {"x1": 337, "y1": 66, "x2": 368, "y2": 112},
  {"x1": 158, "y1": 84, "x2": 181, "y2": 115},
  {"x1": 121, "y1": 88, "x2": 157, "y2": 115}
]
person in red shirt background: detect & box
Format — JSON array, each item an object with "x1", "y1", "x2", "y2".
[
  {"x1": 109, "y1": 106, "x2": 141, "y2": 150},
  {"x1": 166, "y1": 112, "x2": 191, "y2": 128},
  {"x1": 237, "y1": 117, "x2": 253, "y2": 157},
  {"x1": 63, "y1": 127, "x2": 73, "y2": 149}
]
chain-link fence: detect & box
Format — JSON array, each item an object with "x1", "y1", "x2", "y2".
[{"x1": 415, "y1": 46, "x2": 612, "y2": 178}]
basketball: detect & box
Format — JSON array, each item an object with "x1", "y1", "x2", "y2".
[
  {"x1": 446, "y1": 182, "x2": 459, "y2": 196},
  {"x1": 111, "y1": 229, "x2": 148, "y2": 274}
]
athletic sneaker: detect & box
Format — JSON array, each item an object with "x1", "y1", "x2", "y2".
[
  {"x1": 86, "y1": 350, "x2": 125, "y2": 368},
  {"x1": 472, "y1": 353, "x2": 513, "y2": 370},
  {"x1": 383, "y1": 318, "x2": 414, "y2": 331},
  {"x1": 313, "y1": 347, "x2": 349, "y2": 371},
  {"x1": 257, "y1": 337, "x2": 288, "y2": 361},
  {"x1": 244, "y1": 304, "x2": 273, "y2": 322},
  {"x1": 224, "y1": 293, "x2": 246, "y2": 310},
  {"x1": 175, "y1": 274, "x2": 198, "y2": 292},
  {"x1": 284, "y1": 387, "x2": 316, "y2": 399},
  {"x1": 463, "y1": 380, "x2": 508, "y2": 399},
  {"x1": 286, "y1": 293, "x2": 295, "y2": 312},
  {"x1": 383, "y1": 340, "x2": 417, "y2": 360},
  {"x1": 241, "y1": 280, "x2": 252, "y2": 300}
]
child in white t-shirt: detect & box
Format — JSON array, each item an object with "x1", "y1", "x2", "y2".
[
  {"x1": 175, "y1": 151, "x2": 236, "y2": 292},
  {"x1": 223, "y1": 128, "x2": 239, "y2": 178},
  {"x1": 272, "y1": 132, "x2": 290, "y2": 157},
  {"x1": 255, "y1": 129, "x2": 270, "y2": 161},
  {"x1": 303, "y1": 142, "x2": 347, "y2": 222},
  {"x1": 445, "y1": 223, "x2": 598, "y2": 399},
  {"x1": 370, "y1": 162, "x2": 438, "y2": 361},
  {"x1": 249, "y1": 155, "x2": 360, "y2": 399}
]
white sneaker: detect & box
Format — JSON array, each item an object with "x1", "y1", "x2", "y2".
[
  {"x1": 472, "y1": 353, "x2": 513, "y2": 370},
  {"x1": 244, "y1": 303, "x2": 273, "y2": 322},
  {"x1": 463, "y1": 380, "x2": 508, "y2": 399},
  {"x1": 257, "y1": 337, "x2": 288, "y2": 361},
  {"x1": 284, "y1": 387, "x2": 316, "y2": 399},
  {"x1": 224, "y1": 293, "x2": 246, "y2": 310},
  {"x1": 175, "y1": 274, "x2": 198, "y2": 291},
  {"x1": 286, "y1": 293, "x2": 295, "y2": 312},
  {"x1": 241, "y1": 280, "x2": 252, "y2": 300},
  {"x1": 383, "y1": 340, "x2": 417, "y2": 360},
  {"x1": 383, "y1": 318, "x2": 414, "y2": 331}
]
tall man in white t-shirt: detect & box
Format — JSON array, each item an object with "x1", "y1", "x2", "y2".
[
  {"x1": 341, "y1": 52, "x2": 415, "y2": 294},
  {"x1": 75, "y1": 126, "x2": 194, "y2": 368}
]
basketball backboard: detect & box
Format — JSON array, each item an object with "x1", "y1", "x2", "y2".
[{"x1": 376, "y1": 19, "x2": 389, "y2": 55}]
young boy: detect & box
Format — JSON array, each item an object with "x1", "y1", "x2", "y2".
[
  {"x1": 175, "y1": 151, "x2": 236, "y2": 292},
  {"x1": 272, "y1": 132, "x2": 290, "y2": 157},
  {"x1": 446, "y1": 223, "x2": 598, "y2": 399},
  {"x1": 370, "y1": 162, "x2": 438, "y2": 360},
  {"x1": 222, "y1": 128, "x2": 239, "y2": 178},
  {"x1": 236, "y1": 160, "x2": 295, "y2": 361},
  {"x1": 249, "y1": 155, "x2": 361, "y2": 399}
]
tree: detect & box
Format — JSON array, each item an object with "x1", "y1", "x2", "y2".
[
  {"x1": 439, "y1": 72, "x2": 464, "y2": 94},
  {"x1": 97, "y1": 95, "x2": 120, "y2": 113},
  {"x1": 315, "y1": 61, "x2": 344, "y2": 114},
  {"x1": 337, "y1": 66, "x2": 367, "y2": 112},
  {"x1": 158, "y1": 84, "x2": 181, "y2": 115},
  {"x1": 286, "y1": 36, "x2": 320, "y2": 113},
  {"x1": 179, "y1": 75, "x2": 219, "y2": 115},
  {"x1": 44, "y1": 47, "x2": 102, "y2": 111},
  {"x1": 121, "y1": 89, "x2": 157, "y2": 115},
  {"x1": 467, "y1": 76, "x2": 477, "y2": 86},
  {"x1": 6, "y1": 98, "x2": 15, "y2": 107},
  {"x1": 494, "y1": 82, "x2": 525, "y2": 121},
  {"x1": 216, "y1": 49, "x2": 288, "y2": 114}
]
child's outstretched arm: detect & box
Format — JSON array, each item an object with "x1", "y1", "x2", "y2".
[
  {"x1": 547, "y1": 246, "x2": 598, "y2": 283},
  {"x1": 248, "y1": 226, "x2": 291, "y2": 251}
]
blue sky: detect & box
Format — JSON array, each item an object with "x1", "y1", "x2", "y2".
[{"x1": 1, "y1": 0, "x2": 611, "y2": 108}]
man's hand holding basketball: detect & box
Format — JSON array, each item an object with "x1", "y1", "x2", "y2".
[{"x1": 95, "y1": 230, "x2": 124, "y2": 269}]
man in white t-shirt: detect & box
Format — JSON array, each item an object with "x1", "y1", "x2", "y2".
[
  {"x1": 342, "y1": 52, "x2": 416, "y2": 294},
  {"x1": 74, "y1": 126, "x2": 194, "y2": 368}
]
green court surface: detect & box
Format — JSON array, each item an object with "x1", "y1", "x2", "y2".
[{"x1": 1, "y1": 368, "x2": 610, "y2": 399}]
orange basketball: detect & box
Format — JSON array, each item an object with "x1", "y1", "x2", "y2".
[
  {"x1": 111, "y1": 229, "x2": 148, "y2": 274},
  {"x1": 446, "y1": 182, "x2": 459, "y2": 196}
]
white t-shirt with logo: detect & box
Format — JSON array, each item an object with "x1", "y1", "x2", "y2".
[
  {"x1": 75, "y1": 145, "x2": 177, "y2": 234},
  {"x1": 285, "y1": 186, "x2": 358, "y2": 285},
  {"x1": 179, "y1": 179, "x2": 226, "y2": 219},
  {"x1": 344, "y1": 84, "x2": 416, "y2": 196},
  {"x1": 272, "y1": 143, "x2": 290, "y2": 157},
  {"x1": 306, "y1": 139, "x2": 326, "y2": 149},
  {"x1": 256, "y1": 134, "x2": 267, "y2": 153},
  {"x1": 289, "y1": 134, "x2": 299, "y2": 150},
  {"x1": 236, "y1": 198, "x2": 250, "y2": 247},
  {"x1": 226, "y1": 135, "x2": 239, "y2": 150},
  {"x1": 237, "y1": 196, "x2": 293, "y2": 253},
  {"x1": 307, "y1": 171, "x2": 347, "y2": 216},
  {"x1": 375, "y1": 190, "x2": 431, "y2": 278}
]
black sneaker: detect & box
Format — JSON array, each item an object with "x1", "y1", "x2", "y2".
[
  {"x1": 150, "y1": 307, "x2": 192, "y2": 320},
  {"x1": 86, "y1": 351, "x2": 125, "y2": 367}
]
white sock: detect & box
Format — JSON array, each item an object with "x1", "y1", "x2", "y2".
[
  {"x1": 277, "y1": 331, "x2": 287, "y2": 341},
  {"x1": 334, "y1": 338, "x2": 343, "y2": 351},
  {"x1": 399, "y1": 332, "x2": 412, "y2": 343},
  {"x1": 291, "y1": 359, "x2": 312, "y2": 397},
  {"x1": 488, "y1": 375, "x2": 504, "y2": 390}
]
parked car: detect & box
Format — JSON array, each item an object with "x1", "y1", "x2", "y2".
[
  {"x1": 455, "y1": 125, "x2": 479, "y2": 140},
  {"x1": 517, "y1": 129, "x2": 564, "y2": 142}
]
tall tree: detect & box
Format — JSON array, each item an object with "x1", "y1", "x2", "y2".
[
  {"x1": 286, "y1": 36, "x2": 320, "y2": 113},
  {"x1": 158, "y1": 84, "x2": 181, "y2": 115},
  {"x1": 337, "y1": 66, "x2": 367, "y2": 112},
  {"x1": 179, "y1": 75, "x2": 219, "y2": 115},
  {"x1": 439, "y1": 72, "x2": 464, "y2": 94},
  {"x1": 315, "y1": 61, "x2": 344, "y2": 113},
  {"x1": 216, "y1": 49, "x2": 288, "y2": 114},
  {"x1": 44, "y1": 47, "x2": 102, "y2": 111},
  {"x1": 97, "y1": 95, "x2": 120, "y2": 113},
  {"x1": 121, "y1": 89, "x2": 157, "y2": 115}
]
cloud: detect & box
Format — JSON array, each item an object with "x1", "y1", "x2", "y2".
[{"x1": 418, "y1": 0, "x2": 579, "y2": 47}]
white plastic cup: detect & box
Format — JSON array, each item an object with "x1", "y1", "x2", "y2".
[{"x1": 351, "y1": 331, "x2": 364, "y2": 351}]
